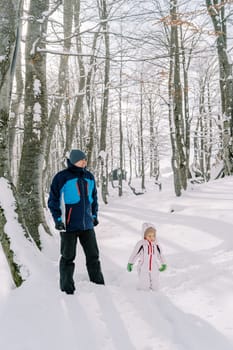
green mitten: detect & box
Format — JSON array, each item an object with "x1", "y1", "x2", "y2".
[
  {"x1": 127, "y1": 263, "x2": 133, "y2": 272},
  {"x1": 159, "y1": 264, "x2": 167, "y2": 272}
]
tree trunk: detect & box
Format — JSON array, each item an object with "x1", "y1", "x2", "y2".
[
  {"x1": 206, "y1": 81, "x2": 213, "y2": 180},
  {"x1": 173, "y1": 12, "x2": 187, "y2": 190},
  {"x1": 118, "y1": 32, "x2": 123, "y2": 197},
  {"x1": 9, "y1": 43, "x2": 23, "y2": 181},
  {"x1": 168, "y1": 0, "x2": 181, "y2": 196},
  {"x1": 127, "y1": 122, "x2": 133, "y2": 186},
  {"x1": 0, "y1": 0, "x2": 24, "y2": 286},
  {"x1": 99, "y1": 0, "x2": 110, "y2": 204},
  {"x1": 206, "y1": 0, "x2": 233, "y2": 174},
  {"x1": 86, "y1": 30, "x2": 100, "y2": 167},
  {"x1": 43, "y1": 0, "x2": 73, "y2": 184},
  {"x1": 64, "y1": 0, "x2": 86, "y2": 155},
  {"x1": 0, "y1": 0, "x2": 22, "y2": 178},
  {"x1": 180, "y1": 26, "x2": 192, "y2": 180},
  {"x1": 17, "y1": 0, "x2": 50, "y2": 248},
  {"x1": 148, "y1": 96, "x2": 160, "y2": 181},
  {"x1": 0, "y1": 202, "x2": 23, "y2": 287},
  {"x1": 140, "y1": 77, "x2": 145, "y2": 190},
  {"x1": 168, "y1": 0, "x2": 188, "y2": 195}
]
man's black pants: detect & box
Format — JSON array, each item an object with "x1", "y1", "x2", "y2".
[{"x1": 59, "y1": 229, "x2": 104, "y2": 293}]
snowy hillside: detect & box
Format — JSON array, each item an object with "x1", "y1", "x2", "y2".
[{"x1": 1, "y1": 176, "x2": 233, "y2": 350}]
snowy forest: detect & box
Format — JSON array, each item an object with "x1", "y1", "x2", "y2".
[{"x1": 1, "y1": 1, "x2": 233, "y2": 349}]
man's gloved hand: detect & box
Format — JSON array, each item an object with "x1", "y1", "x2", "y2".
[
  {"x1": 55, "y1": 221, "x2": 65, "y2": 231},
  {"x1": 159, "y1": 264, "x2": 167, "y2": 272},
  {"x1": 127, "y1": 263, "x2": 133, "y2": 272},
  {"x1": 93, "y1": 217, "x2": 99, "y2": 227}
]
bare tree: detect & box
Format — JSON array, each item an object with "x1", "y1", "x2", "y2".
[
  {"x1": 139, "y1": 76, "x2": 146, "y2": 190},
  {"x1": 17, "y1": 0, "x2": 52, "y2": 248},
  {"x1": 63, "y1": 0, "x2": 86, "y2": 154},
  {"x1": 98, "y1": 0, "x2": 110, "y2": 204},
  {"x1": 168, "y1": 0, "x2": 184, "y2": 196},
  {"x1": 0, "y1": 0, "x2": 22, "y2": 178},
  {"x1": 0, "y1": 0, "x2": 23, "y2": 286},
  {"x1": 44, "y1": 0, "x2": 73, "y2": 184},
  {"x1": 206, "y1": 0, "x2": 233, "y2": 175},
  {"x1": 86, "y1": 30, "x2": 101, "y2": 166},
  {"x1": 9, "y1": 17, "x2": 24, "y2": 178}
]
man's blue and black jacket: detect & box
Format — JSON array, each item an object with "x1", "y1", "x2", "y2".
[{"x1": 48, "y1": 160, "x2": 98, "y2": 232}]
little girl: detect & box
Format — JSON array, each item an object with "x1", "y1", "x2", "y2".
[{"x1": 127, "y1": 222, "x2": 167, "y2": 291}]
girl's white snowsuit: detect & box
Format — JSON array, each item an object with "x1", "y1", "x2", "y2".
[{"x1": 128, "y1": 225, "x2": 165, "y2": 290}]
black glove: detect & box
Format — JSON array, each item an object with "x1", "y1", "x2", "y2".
[
  {"x1": 93, "y1": 217, "x2": 99, "y2": 227},
  {"x1": 55, "y1": 221, "x2": 65, "y2": 231}
]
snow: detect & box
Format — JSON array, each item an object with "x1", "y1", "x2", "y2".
[
  {"x1": 33, "y1": 102, "x2": 42, "y2": 122},
  {"x1": 0, "y1": 55, "x2": 6, "y2": 62},
  {"x1": 33, "y1": 79, "x2": 41, "y2": 97},
  {"x1": 0, "y1": 178, "x2": 38, "y2": 280},
  {"x1": 1, "y1": 176, "x2": 233, "y2": 349},
  {"x1": 99, "y1": 150, "x2": 107, "y2": 159},
  {"x1": 42, "y1": 11, "x2": 50, "y2": 17},
  {"x1": 30, "y1": 38, "x2": 40, "y2": 56}
]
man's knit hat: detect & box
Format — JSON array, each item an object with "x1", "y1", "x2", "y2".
[{"x1": 69, "y1": 149, "x2": 86, "y2": 164}]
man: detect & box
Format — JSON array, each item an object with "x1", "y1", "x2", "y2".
[{"x1": 48, "y1": 149, "x2": 104, "y2": 294}]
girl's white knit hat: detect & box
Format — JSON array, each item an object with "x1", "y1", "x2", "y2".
[{"x1": 142, "y1": 222, "x2": 156, "y2": 237}]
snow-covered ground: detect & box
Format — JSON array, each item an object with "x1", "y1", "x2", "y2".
[{"x1": 1, "y1": 176, "x2": 233, "y2": 350}]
